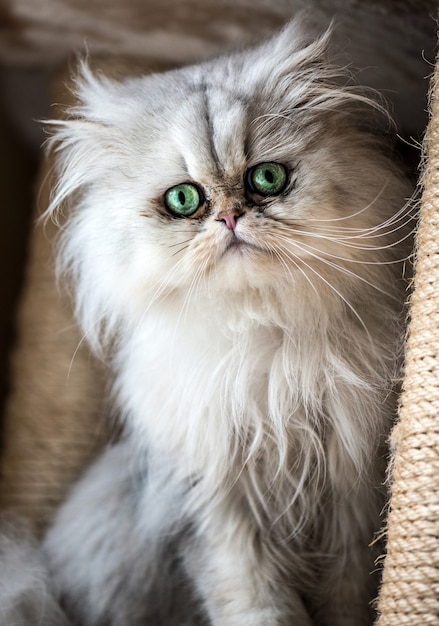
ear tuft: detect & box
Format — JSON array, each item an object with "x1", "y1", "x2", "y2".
[
  {"x1": 260, "y1": 17, "x2": 333, "y2": 75},
  {"x1": 234, "y1": 16, "x2": 337, "y2": 104},
  {"x1": 43, "y1": 64, "x2": 124, "y2": 221}
]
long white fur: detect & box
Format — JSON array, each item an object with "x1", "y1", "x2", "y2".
[{"x1": 43, "y1": 21, "x2": 413, "y2": 625}]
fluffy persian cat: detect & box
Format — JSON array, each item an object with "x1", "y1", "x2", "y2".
[{"x1": 32, "y1": 20, "x2": 411, "y2": 626}]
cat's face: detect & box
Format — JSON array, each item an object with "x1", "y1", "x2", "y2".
[
  {"x1": 134, "y1": 90, "x2": 355, "y2": 296},
  {"x1": 50, "y1": 22, "x2": 411, "y2": 327}
]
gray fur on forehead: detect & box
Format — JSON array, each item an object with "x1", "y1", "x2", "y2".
[
  {"x1": 53, "y1": 18, "x2": 390, "y2": 201},
  {"x1": 164, "y1": 22, "x2": 330, "y2": 107},
  {"x1": 127, "y1": 27, "x2": 358, "y2": 164},
  {"x1": 73, "y1": 20, "x2": 331, "y2": 123}
]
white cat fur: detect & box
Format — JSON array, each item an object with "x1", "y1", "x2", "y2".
[{"x1": 43, "y1": 21, "x2": 413, "y2": 625}]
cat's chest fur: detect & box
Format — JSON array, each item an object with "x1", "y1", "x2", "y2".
[{"x1": 115, "y1": 291, "x2": 372, "y2": 514}]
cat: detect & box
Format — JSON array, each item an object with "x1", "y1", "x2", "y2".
[{"x1": 35, "y1": 20, "x2": 413, "y2": 626}]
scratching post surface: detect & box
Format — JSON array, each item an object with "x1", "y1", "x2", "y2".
[{"x1": 376, "y1": 36, "x2": 439, "y2": 626}]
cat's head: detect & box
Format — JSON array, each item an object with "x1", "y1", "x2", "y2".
[{"x1": 47, "y1": 20, "x2": 411, "y2": 343}]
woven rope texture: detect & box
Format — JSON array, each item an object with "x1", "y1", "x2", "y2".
[{"x1": 376, "y1": 38, "x2": 439, "y2": 626}]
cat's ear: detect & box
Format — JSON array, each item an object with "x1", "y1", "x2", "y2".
[
  {"x1": 44, "y1": 62, "x2": 131, "y2": 218},
  {"x1": 268, "y1": 18, "x2": 331, "y2": 68},
  {"x1": 245, "y1": 19, "x2": 334, "y2": 94}
]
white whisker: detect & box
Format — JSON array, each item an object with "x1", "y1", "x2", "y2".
[
  {"x1": 273, "y1": 240, "x2": 373, "y2": 341},
  {"x1": 304, "y1": 182, "x2": 390, "y2": 224},
  {"x1": 133, "y1": 254, "x2": 190, "y2": 332},
  {"x1": 168, "y1": 238, "x2": 197, "y2": 249},
  {"x1": 264, "y1": 239, "x2": 320, "y2": 299},
  {"x1": 274, "y1": 228, "x2": 413, "y2": 266},
  {"x1": 67, "y1": 316, "x2": 107, "y2": 377},
  {"x1": 279, "y1": 236, "x2": 397, "y2": 299}
]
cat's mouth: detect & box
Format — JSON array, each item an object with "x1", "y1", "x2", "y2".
[{"x1": 223, "y1": 235, "x2": 258, "y2": 256}]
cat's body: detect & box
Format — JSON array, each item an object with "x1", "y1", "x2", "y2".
[{"x1": 32, "y1": 22, "x2": 414, "y2": 626}]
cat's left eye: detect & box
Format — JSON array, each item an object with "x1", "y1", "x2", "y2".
[
  {"x1": 164, "y1": 183, "x2": 204, "y2": 217},
  {"x1": 246, "y1": 162, "x2": 288, "y2": 197}
]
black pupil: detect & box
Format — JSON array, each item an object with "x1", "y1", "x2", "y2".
[
  {"x1": 178, "y1": 190, "x2": 186, "y2": 205},
  {"x1": 264, "y1": 169, "x2": 274, "y2": 183}
]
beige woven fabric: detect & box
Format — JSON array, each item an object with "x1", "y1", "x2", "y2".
[{"x1": 376, "y1": 41, "x2": 439, "y2": 626}]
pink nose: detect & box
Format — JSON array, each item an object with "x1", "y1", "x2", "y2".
[{"x1": 217, "y1": 209, "x2": 243, "y2": 231}]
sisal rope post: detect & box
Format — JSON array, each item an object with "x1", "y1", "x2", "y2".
[{"x1": 376, "y1": 32, "x2": 439, "y2": 626}]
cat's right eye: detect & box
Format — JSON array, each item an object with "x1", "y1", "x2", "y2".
[{"x1": 164, "y1": 183, "x2": 204, "y2": 217}]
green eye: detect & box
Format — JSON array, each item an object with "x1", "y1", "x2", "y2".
[
  {"x1": 246, "y1": 162, "x2": 288, "y2": 196},
  {"x1": 164, "y1": 183, "x2": 203, "y2": 217}
]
